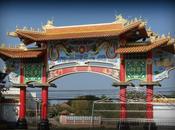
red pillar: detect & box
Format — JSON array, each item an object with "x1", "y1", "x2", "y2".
[
  {"x1": 120, "y1": 54, "x2": 127, "y2": 119},
  {"x1": 41, "y1": 86, "x2": 48, "y2": 120},
  {"x1": 19, "y1": 63, "x2": 26, "y2": 120},
  {"x1": 38, "y1": 46, "x2": 49, "y2": 130},
  {"x1": 17, "y1": 62, "x2": 27, "y2": 129},
  {"x1": 41, "y1": 64, "x2": 48, "y2": 120},
  {"x1": 146, "y1": 51, "x2": 153, "y2": 119},
  {"x1": 19, "y1": 87, "x2": 26, "y2": 120}
]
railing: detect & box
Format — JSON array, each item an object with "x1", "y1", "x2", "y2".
[{"x1": 60, "y1": 115, "x2": 101, "y2": 126}]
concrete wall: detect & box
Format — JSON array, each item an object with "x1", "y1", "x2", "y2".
[
  {"x1": 154, "y1": 104, "x2": 175, "y2": 126},
  {"x1": 1, "y1": 103, "x2": 19, "y2": 122},
  {"x1": 1, "y1": 88, "x2": 37, "y2": 122}
]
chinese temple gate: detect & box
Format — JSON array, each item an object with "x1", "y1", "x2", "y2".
[{"x1": 0, "y1": 15, "x2": 175, "y2": 130}]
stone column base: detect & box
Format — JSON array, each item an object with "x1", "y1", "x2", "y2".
[
  {"x1": 143, "y1": 122, "x2": 157, "y2": 130},
  {"x1": 38, "y1": 119, "x2": 50, "y2": 130},
  {"x1": 17, "y1": 118, "x2": 27, "y2": 129},
  {"x1": 117, "y1": 121, "x2": 130, "y2": 130}
]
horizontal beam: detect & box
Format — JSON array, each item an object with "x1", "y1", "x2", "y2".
[
  {"x1": 12, "y1": 82, "x2": 57, "y2": 88},
  {"x1": 112, "y1": 82, "x2": 135, "y2": 87},
  {"x1": 139, "y1": 82, "x2": 161, "y2": 87}
]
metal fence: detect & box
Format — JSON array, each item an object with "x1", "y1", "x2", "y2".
[{"x1": 1, "y1": 89, "x2": 175, "y2": 130}]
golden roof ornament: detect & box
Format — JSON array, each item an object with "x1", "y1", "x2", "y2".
[
  {"x1": 139, "y1": 16, "x2": 143, "y2": 21},
  {"x1": 148, "y1": 27, "x2": 152, "y2": 32},
  {"x1": 0, "y1": 43, "x2": 6, "y2": 48},
  {"x1": 42, "y1": 20, "x2": 55, "y2": 31},
  {"x1": 161, "y1": 34, "x2": 166, "y2": 38},
  {"x1": 23, "y1": 26, "x2": 27, "y2": 30},
  {"x1": 134, "y1": 17, "x2": 138, "y2": 22},
  {"x1": 16, "y1": 25, "x2": 19, "y2": 30},
  {"x1": 7, "y1": 32, "x2": 18, "y2": 37},
  {"x1": 17, "y1": 42, "x2": 27, "y2": 50},
  {"x1": 167, "y1": 38, "x2": 175, "y2": 45},
  {"x1": 150, "y1": 36, "x2": 156, "y2": 42},
  {"x1": 167, "y1": 32, "x2": 171, "y2": 39},
  {"x1": 114, "y1": 14, "x2": 128, "y2": 25}
]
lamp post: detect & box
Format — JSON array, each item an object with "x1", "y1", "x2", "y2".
[
  {"x1": 35, "y1": 98, "x2": 41, "y2": 127},
  {"x1": 91, "y1": 101, "x2": 95, "y2": 128}
]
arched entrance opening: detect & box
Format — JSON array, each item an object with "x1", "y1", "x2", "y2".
[
  {"x1": 47, "y1": 72, "x2": 120, "y2": 127},
  {"x1": 49, "y1": 72, "x2": 119, "y2": 97}
]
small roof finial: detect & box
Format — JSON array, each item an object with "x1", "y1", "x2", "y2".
[
  {"x1": 17, "y1": 42, "x2": 27, "y2": 50},
  {"x1": 7, "y1": 31, "x2": 18, "y2": 37},
  {"x1": 0, "y1": 43, "x2": 6, "y2": 48},
  {"x1": 16, "y1": 25, "x2": 19, "y2": 30},
  {"x1": 167, "y1": 32, "x2": 171, "y2": 38},
  {"x1": 161, "y1": 34, "x2": 166, "y2": 38},
  {"x1": 42, "y1": 19, "x2": 55, "y2": 31},
  {"x1": 148, "y1": 27, "x2": 152, "y2": 31},
  {"x1": 114, "y1": 14, "x2": 128, "y2": 25}
]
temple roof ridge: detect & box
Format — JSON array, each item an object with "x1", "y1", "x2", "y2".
[{"x1": 47, "y1": 22, "x2": 122, "y2": 29}]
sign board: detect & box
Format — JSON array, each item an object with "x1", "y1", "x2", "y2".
[
  {"x1": 48, "y1": 66, "x2": 120, "y2": 82},
  {"x1": 125, "y1": 59, "x2": 146, "y2": 81},
  {"x1": 24, "y1": 64, "x2": 43, "y2": 83}
]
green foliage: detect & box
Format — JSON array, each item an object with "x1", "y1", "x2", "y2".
[
  {"x1": 49, "y1": 103, "x2": 74, "y2": 118},
  {"x1": 69, "y1": 95, "x2": 100, "y2": 116},
  {"x1": 49, "y1": 92, "x2": 147, "y2": 118},
  {"x1": 49, "y1": 95, "x2": 100, "y2": 117},
  {"x1": 49, "y1": 104, "x2": 59, "y2": 117}
]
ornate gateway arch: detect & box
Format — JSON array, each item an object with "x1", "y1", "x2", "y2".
[
  {"x1": 0, "y1": 15, "x2": 175, "y2": 130},
  {"x1": 47, "y1": 39, "x2": 120, "y2": 82}
]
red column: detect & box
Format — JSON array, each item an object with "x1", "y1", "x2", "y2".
[
  {"x1": 41, "y1": 86, "x2": 48, "y2": 120},
  {"x1": 19, "y1": 63, "x2": 26, "y2": 120},
  {"x1": 120, "y1": 54, "x2": 127, "y2": 119},
  {"x1": 146, "y1": 51, "x2": 153, "y2": 119},
  {"x1": 41, "y1": 60, "x2": 48, "y2": 120}
]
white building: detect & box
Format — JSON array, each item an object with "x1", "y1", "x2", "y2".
[
  {"x1": 153, "y1": 99, "x2": 175, "y2": 126},
  {"x1": 0, "y1": 88, "x2": 37, "y2": 122}
]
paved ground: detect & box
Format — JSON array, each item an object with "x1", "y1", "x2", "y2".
[{"x1": 6, "y1": 126, "x2": 175, "y2": 130}]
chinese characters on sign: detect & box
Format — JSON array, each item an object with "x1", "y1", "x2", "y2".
[
  {"x1": 48, "y1": 66, "x2": 119, "y2": 82},
  {"x1": 24, "y1": 64, "x2": 43, "y2": 83},
  {"x1": 125, "y1": 59, "x2": 146, "y2": 81}
]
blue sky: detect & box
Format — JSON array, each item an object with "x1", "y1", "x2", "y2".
[{"x1": 0, "y1": 0, "x2": 175, "y2": 90}]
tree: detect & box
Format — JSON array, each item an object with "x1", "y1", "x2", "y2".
[{"x1": 69, "y1": 95, "x2": 99, "y2": 116}]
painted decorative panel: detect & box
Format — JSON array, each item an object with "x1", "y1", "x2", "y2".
[
  {"x1": 48, "y1": 40, "x2": 120, "y2": 68},
  {"x1": 24, "y1": 64, "x2": 43, "y2": 83},
  {"x1": 47, "y1": 39, "x2": 121, "y2": 81},
  {"x1": 48, "y1": 66, "x2": 120, "y2": 82},
  {"x1": 125, "y1": 59, "x2": 146, "y2": 81},
  {"x1": 6, "y1": 59, "x2": 20, "y2": 84},
  {"x1": 153, "y1": 49, "x2": 175, "y2": 81}
]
